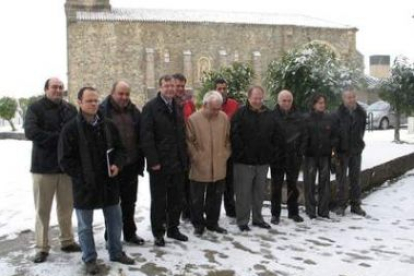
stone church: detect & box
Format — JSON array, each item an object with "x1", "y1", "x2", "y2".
[{"x1": 65, "y1": 0, "x2": 362, "y2": 106}]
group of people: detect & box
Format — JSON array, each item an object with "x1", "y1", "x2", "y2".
[{"x1": 24, "y1": 74, "x2": 367, "y2": 274}]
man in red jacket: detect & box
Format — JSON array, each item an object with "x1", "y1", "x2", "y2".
[{"x1": 215, "y1": 78, "x2": 239, "y2": 217}]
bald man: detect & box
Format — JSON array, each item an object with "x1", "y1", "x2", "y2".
[
  {"x1": 99, "y1": 81, "x2": 146, "y2": 245},
  {"x1": 24, "y1": 77, "x2": 80, "y2": 263},
  {"x1": 270, "y1": 90, "x2": 305, "y2": 225},
  {"x1": 332, "y1": 87, "x2": 367, "y2": 217}
]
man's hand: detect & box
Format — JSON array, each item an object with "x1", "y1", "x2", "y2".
[
  {"x1": 151, "y1": 164, "x2": 161, "y2": 171},
  {"x1": 109, "y1": 165, "x2": 119, "y2": 177}
]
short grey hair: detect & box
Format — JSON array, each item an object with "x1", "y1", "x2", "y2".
[{"x1": 203, "y1": 91, "x2": 223, "y2": 105}]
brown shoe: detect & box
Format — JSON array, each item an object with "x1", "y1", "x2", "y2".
[{"x1": 111, "y1": 252, "x2": 135, "y2": 265}]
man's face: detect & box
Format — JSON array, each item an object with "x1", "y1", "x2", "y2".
[
  {"x1": 174, "y1": 79, "x2": 186, "y2": 98},
  {"x1": 45, "y1": 78, "x2": 64, "y2": 102},
  {"x1": 78, "y1": 90, "x2": 99, "y2": 116},
  {"x1": 111, "y1": 82, "x2": 130, "y2": 108},
  {"x1": 278, "y1": 93, "x2": 293, "y2": 111},
  {"x1": 205, "y1": 99, "x2": 222, "y2": 118},
  {"x1": 342, "y1": 90, "x2": 357, "y2": 109},
  {"x1": 314, "y1": 97, "x2": 326, "y2": 112},
  {"x1": 160, "y1": 79, "x2": 176, "y2": 100},
  {"x1": 215, "y1": 83, "x2": 227, "y2": 98},
  {"x1": 248, "y1": 88, "x2": 264, "y2": 110}
]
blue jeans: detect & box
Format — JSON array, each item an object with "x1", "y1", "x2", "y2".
[{"x1": 76, "y1": 204, "x2": 123, "y2": 263}]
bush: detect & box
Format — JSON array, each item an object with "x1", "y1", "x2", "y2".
[{"x1": 0, "y1": 97, "x2": 18, "y2": 131}]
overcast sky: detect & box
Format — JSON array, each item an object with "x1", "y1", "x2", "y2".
[{"x1": 0, "y1": 0, "x2": 413, "y2": 97}]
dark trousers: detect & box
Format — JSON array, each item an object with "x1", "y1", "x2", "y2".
[
  {"x1": 149, "y1": 171, "x2": 184, "y2": 238},
  {"x1": 223, "y1": 158, "x2": 236, "y2": 216},
  {"x1": 303, "y1": 156, "x2": 331, "y2": 217},
  {"x1": 335, "y1": 154, "x2": 362, "y2": 208},
  {"x1": 118, "y1": 164, "x2": 139, "y2": 240},
  {"x1": 270, "y1": 156, "x2": 301, "y2": 218},
  {"x1": 190, "y1": 180, "x2": 225, "y2": 229},
  {"x1": 181, "y1": 170, "x2": 191, "y2": 219}
]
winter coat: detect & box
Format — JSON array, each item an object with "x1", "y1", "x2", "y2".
[
  {"x1": 99, "y1": 96, "x2": 144, "y2": 175},
  {"x1": 24, "y1": 97, "x2": 77, "y2": 174},
  {"x1": 58, "y1": 112, "x2": 126, "y2": 209},
  {"x1": 140, "y1": 93, "x2": 188, "y2": 173},
  {"x1": 231, "y1": 102, "x2": 283, "y2": 166},
  {"x1": 187, "y1": 110, "x2": 231, "y2": 182},
  {"x1": 304, "y1": 111, "x2": 337, "y2": 157},
  {"x1": 333, "y1": 104, "x2": 367, "y2": 155},
  {"x1": 273, "y1": 105, "x2": 306, "y2": 158}
]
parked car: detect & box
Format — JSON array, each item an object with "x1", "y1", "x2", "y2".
[{"x1": 366, "y1": 100, "x2": 407, "y2": 130}]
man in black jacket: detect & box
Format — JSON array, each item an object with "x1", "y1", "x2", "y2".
[
  {"x1": 231, "y1": 86, "x2": 283, "y2": 232},
  {"x1": 24, "y1": 77, "x2": 80, "y2": 263},
  {"x1": 270, "y1": 90, "x2": 305, "y2": 225},
  {"x1": 99, "y1": 81, "x2": 145, "y2": 245},
  {"x1": 333, "y1": 87, "x2": 367, "y2": 217},
  {"x1": 141, "y1": 75, "x2": 188, "y2": 246},
  {"x1": 59, "y1": 87, "x2": 134, "y2": 274}
]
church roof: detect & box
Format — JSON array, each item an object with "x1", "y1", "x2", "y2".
[{"x1": 76, "y1": 8, "x2": 355, "y2": 30}]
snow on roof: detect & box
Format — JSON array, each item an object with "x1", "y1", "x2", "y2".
[{"x1": 76, "y1": 8, "x2": 355, "y2": 29}]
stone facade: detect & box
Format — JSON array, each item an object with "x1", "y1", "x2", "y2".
[{"x1": 66, "y1": 0, "x2": 361, "y2": 107}]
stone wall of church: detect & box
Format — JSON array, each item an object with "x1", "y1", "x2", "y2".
[{"x1": 67, "y1": 20, "x2": 358, "y2": 107}]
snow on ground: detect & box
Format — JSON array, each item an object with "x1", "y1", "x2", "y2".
[{"x1": 0, "y1": 130, "x2": 413, "y2": 276}]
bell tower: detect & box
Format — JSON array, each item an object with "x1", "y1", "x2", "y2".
[{"x1": 65, "y1": 0, "x2": 111, "y2": 21}]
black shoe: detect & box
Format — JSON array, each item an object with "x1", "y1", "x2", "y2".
[
  {"x1": 288, "y1": 214, "x2": 304, "y2": 223},
  {"x1": 318, "y1": 214, "x2": 330, "y2": 219},
  {"x1": 181, "y1": 211, "x2": 191, "y2": 222},
  {"x1": 167, "y1": 230, "x2": 188, "y2": 242},
  {"x1": 225, "y1": 210, "x2": 236, "y2": 218},
  {"x1": 85, "y1": 260, "x2": 99, "y2": 275},
  {"x1": 194, "y1": 227, "x2": 205, "y2": 237},
  {"x1": 33, "y1": 252, "x2": 48, "y2": 263},
  {"x1": 154, "y1": 237, "x2": 165, "y2": 247},
  {"x1": 307, "y1": 213, "x2": 317, "y2": 219},
  {"x1": 334, "y1": 207, "x2": 345, "y2": 216},
  {"x1": 351, "y1": 205, "x2": 366, "y2": 217},
  {"x1": 61, "y1": 242, "x2": 82, "y2": 253},
  {"x1": 207, "y1": 225, "x2": 228, "y2": 234},
  {"x1": 238, "y1": 225, "x2": 250, "y2": 232},
  {"x1": 125, "y1": 235, "x2": 145, "y2": 246},
  {"x1": 252, "y1": 221, "x2": 271, "y2": 229},
  {"x1": 270, "y1": 216, "x2": 280, "y2": 225},
  {"x1": 111, "y1": 252, "x2": 135, "y2": 265}
]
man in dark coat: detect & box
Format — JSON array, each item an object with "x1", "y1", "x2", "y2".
[
  {"x1": 59, "y1": 87, "x2": 134, "y2": 274},
  {"x1": 270, "y1": 90, "x2": 305, "y2": 225},
  {"x1": 24, "y1": 77, "x2": 80, "y2": 263},
  {"x1": 231, "y1": 86, "x2": 283, "y2": 232},
  {"x1": 99, "y1": 81, "x2": 145, "y2": 245},
  {"x1": 333, "y1": 87, "x2": 367, "y2": 217},
  {"x1": 140, "y1": 75, "x2": 189, "y2": 246}
]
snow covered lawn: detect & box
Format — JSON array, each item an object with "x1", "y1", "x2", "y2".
[{"x1": 0, "y1": 129, "x2": 413, "y2": 276}]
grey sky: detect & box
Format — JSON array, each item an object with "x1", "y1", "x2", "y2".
[{"x1": 0, "y1": 0, "x2": 413, "y2": 97}]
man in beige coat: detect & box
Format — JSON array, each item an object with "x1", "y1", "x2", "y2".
[{"x1": 187, "y1": 91, "x2": 231, "y2": 237}]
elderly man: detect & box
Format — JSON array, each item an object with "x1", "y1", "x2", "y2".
[
  {"x1": 99, "y1": 81, "x2": 145, "y2": 245},
  {"x1": 215, "y1": 78, "x2": 239, "y2": 218},
  {"x1": 231, "y1": 86, "x2": 283, "y2": 231},
  {"x1": 333, "y1": 87, "x2": 367, "y2": 217},
  {"x1": 24, "y1": 77, "x2": 80, "y2": 263},
  {"x1": 270, "y1": 90, "x2": 305, "y2": 225},
  {"x1": 141, "y1": 75, "x2": 189, "y2": 246},
  {"x1": 59, "y1": 87, "x2": 134, "y2": 274},
  {"x1": 187, "y1": 91, "x2": 231, "y2": 236}
]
